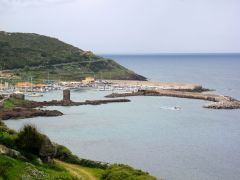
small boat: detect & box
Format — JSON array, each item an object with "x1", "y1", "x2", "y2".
[
  {"x1": 14, "y1": 91, "x2": 23, "y2": 94},
  {"x1": 173, "y1": 106, "x2": 181, "y2": 110},
  {"x1": 27, "y1": 93, "x2": 43, "y2": 97},
  {"x1": 160, "y1": 106, "x2": 182, "y2": 111}
]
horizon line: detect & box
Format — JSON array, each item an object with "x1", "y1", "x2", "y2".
[{"x1": 98, "y1": 52, "x2": 240, "y2": 56}]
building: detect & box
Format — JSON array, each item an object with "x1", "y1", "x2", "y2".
[
  {"x1": 82, "y1": 77, "x2": 95, "y2": 84},
  {"x1": 16, "y1": 82, "x2": 33, "y2": 88}
]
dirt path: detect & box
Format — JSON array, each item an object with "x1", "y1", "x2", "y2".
[{"x1": 54, "y1": 159, "x2": 97, "y2": 180}]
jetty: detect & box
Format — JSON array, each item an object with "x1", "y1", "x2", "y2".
[{"x1": 106, "y1": 90, "x2": 240, "y2": 109}]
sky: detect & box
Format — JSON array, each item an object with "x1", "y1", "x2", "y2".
[{"x1": 0, "y1": 0, "x2": 240, "y2": 54}]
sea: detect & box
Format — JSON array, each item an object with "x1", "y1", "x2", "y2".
[{"x1": 4, "y1": 54, "x2": 240, "y2": 180}]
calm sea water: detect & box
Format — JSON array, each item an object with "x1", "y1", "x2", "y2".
[{"x1": 5, "y1": 54, "x2": 240, "y2": 180}]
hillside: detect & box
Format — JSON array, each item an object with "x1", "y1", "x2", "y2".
[
  {"x1": 0, "y1": 121, "x2": 156, "y2": 180},
  {"x1": 0, "y1": 31, "x2": 146, "y2": 81}
]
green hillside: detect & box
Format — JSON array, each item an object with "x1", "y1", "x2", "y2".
[
  {"x1": 0, "y1": 31, "x2": 146, "y2": 81},
  {"x1": 0, "y1": 121, "x2": 156, "y2": 180}
]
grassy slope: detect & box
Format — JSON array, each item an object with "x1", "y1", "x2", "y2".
[
  {"x1": 1, "y1": 97, "x2": 30, "y2": 111},
  {"x1": 55, "y1": 159, "x2": 104, "y2": 180},
  {"x1": 0, "y1": 155, "x2": 75, "y2": 180},
  {"x1": 0, "y1": 155, "x2": 157, "y2": 180},
  {"x1": 0, "y1": 121, "x2": 157, "y2": 180},
  {"x1": 0, "y1": 31, "x2": 146, "y2": 81}
]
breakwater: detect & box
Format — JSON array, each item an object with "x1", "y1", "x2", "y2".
[
  {"x1": 28, "y1": 99, "x2": 131, "y2": 107},
  {"x1": 106, "y1": 90, "x2": 240, "y2": 109}
]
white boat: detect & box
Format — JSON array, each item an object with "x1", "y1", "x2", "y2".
[
  {"x1": 27, "y1": 93, "x2": 43, "y2": 97},
  {"x1": 14, "y1": 91, "x2": 23, "y2": 94},
  {"x1": 160, "y1": 106, "x2": 182, "y2": 111}
]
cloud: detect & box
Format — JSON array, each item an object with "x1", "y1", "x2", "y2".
[
  {"x1": 0, "y1": 0, "x2": 76, "y2": 7},
  {"x1": 0, "y1": 0, "x2": 76, "y2": 14}
]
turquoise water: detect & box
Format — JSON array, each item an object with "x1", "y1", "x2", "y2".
[{"x1": 5, "y1": 54, "x2": 240, "y2": 180}]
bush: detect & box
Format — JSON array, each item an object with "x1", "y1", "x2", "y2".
[
  {"x1": 0, "y1": 121, "x2": 17, "y2": 135},
  {"x1": 55, "y1": 144, "x2": 108, "y2": 169},
  {"x1": 0, "y1": 121, "x2": 8, "y2": 132},
  {"x1": 101, "y1": 164, "x2": 156, "y2": 180},
  {"x1": 15, "y1": 125, "x2": 44, "y2": 155},
  {"x1": 0, "y1": 121, "x2": 17, "y2": 148},
  {"x1": 0, "y1": 120, "x2": 5, "y2": 127},
  {"x1": 0, "y1": 132, "x2": 17, "y2": 149}
]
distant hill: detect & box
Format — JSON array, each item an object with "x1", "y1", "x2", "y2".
[{"x1": 0, "y1": 31, "x2": 146, "y2": 81}]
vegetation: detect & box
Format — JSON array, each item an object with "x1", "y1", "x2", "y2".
[
  {"x1": 0, "y1": 121, "x2": 17, "y2": 149},
  {"x1": 15, "y1": 125, "x2": 44, "y2": 155},
  {"x1": 0, "y1": 122, "x2": 156, "y2": 179},
  {"x1": 101, "y1": 164, "x2": 156, "y2": 180},
  {"x1": 55, "y1": 144, "x2": 108, "y2": 169},
  {"x1": 0, "y1": 155, "x2": 76, "y2": 180},
  {"x1": 1, "y1": 97, "x2": 30, "y2": 111},
  {"x1": 0, "y1": 31, "x2": 146, "y2": 81},
  {"x1": 55, "y1": 159, "x2": 105, "y2": 180}
]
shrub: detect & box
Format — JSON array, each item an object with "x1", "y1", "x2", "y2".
[
  {"x1": 15, "y1": 125, "x2": 44, "y2": 155},
  {"x1": 0, "y1": 121, "x2": 17, "y2": 148},
  {"x1": 0, "y1": 132, "x2": 17, "y2": 149},
  {"x1": 101, "y1": 164, "x2": 156, "y2": 180},
  {"x1": 0, "y1": 121, "x2": 8, "y2": 132},
  {"x1": 55, "y1": 144, "x2": 108, "y2": 169},
  {"x1": 0, "y1": 120, "x2": 6, "y2": 127},
  {"x1": 0, "y1": 121, "x2": 17, "y2": 135}
]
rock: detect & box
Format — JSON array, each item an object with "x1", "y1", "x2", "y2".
[
  {"x1": 39, "y1": 135, "x2": 56, "y2": 163},
  {"x1": 21, "y1": 163, "x2": 48, "y2": 180},
  {"x1": 0, "y1": 108, "x2": 63, "y2": 120},
  {"x1": 35, "y1": 158, "x2": 43, "y2": 165},
  {"x1": 10, "y1": 93, "x2": 25, "y2": 100},
  {"x1": 0, "y1": 144, "x2": 26, "y2": 160}
]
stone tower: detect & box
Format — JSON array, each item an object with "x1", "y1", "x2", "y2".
[{"x1": 63, "y1": 89, "x2": 71, "y2": 103}]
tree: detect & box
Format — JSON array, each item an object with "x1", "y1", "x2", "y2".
[{"x1": 15, "y1": 125, "x2": 44, "y2": 155}]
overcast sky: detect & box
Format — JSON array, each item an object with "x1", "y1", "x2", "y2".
[{"x1": 0, "y1": 0, "x2": 239, "y2": 54}]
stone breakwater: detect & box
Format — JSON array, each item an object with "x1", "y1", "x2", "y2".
[
  {"x1": 25, "y1": 99, "x2": 131, "y2": 108},
  {"x1": 106, "y1": 90, "x2": 240, "y2": 109},
  {"x1": 1, "y1": 98, "x2": 130, "y2": 120}
]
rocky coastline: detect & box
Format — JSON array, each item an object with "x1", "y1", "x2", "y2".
[
  {"x1": 0, "y1": 91, "x2": 130, "y2": 120},
  {"x1": 0, "y1": 108, "x2": 63, "y2": 120},
  {"x1": 25, "y1": 99, "x2": 130, "y2": 108},
  {"x1": 106, "y1": 90, "x2": 240, "y2": 109}
]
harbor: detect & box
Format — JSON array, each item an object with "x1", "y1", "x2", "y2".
[
  {"x1": 0, "y1": 74, "x2": 207, "y2": 97},
  {"x1": 1, "y1": 75, "x2": 240, "y2": 110}
]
